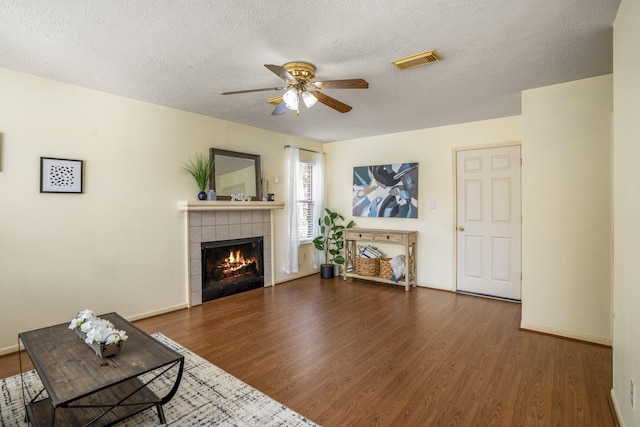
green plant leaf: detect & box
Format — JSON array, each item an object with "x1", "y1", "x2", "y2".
[
  {"x1": 182, "y1": 153, "x2": 213, "y2": 191},
  {"x1": 312, "y1": 208, "x2": 355, "y2": 268}
]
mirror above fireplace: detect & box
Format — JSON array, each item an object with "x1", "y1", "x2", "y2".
[{"x1": 209, "y1": 148, "x2": 261, "y2": 201}]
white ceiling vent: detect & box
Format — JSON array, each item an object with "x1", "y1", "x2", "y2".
[{"x1": 392, "y1": 50, "x2": 442, "y2": 70}]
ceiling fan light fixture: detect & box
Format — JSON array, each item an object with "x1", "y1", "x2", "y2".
[
  {"x1": 301, "y1": 91, "x2": 318, "y2": 108},
  {"x1": 224, "y1": 61, "x2": 367, "y2": 115},
  {"x1": 283, "y1": 88, "x2": 299, "y2": 110}
]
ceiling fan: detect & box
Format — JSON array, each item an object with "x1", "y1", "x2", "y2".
[{"x1": 221, "y1": 62, "x2": 369, "y2": 116}]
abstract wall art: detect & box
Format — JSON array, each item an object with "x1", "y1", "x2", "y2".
[
  {"x1": 40, "y1": 157, "x2": 84, "y2": 193},
  {"x1": 352, "y1": 163, "x2": 418, "y2": 218}
]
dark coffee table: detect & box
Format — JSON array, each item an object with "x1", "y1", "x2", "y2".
[{"x1": 18, "y1": 312, "x2": 184, "y2": 426}]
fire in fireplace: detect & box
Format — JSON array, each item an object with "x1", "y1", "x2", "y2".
[{"x1": 201, "y1": 237, "x2": 264, "y2": 302}]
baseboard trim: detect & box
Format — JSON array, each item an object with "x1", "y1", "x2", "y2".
[
  {"x1": 0, "y1": 303, "x2": 191, "y2": 357},
  {"x1": 275, "y1": 271, "x2": 319, "y2": 284},
  {"x1": 609, "y1": 389, "x2": 623, "y2": 427},
  {"x1": 126, "y1": 303, "x2": 189, "y2": 322},
  {"x1": 520, "y1": 322, "x2": 612, "y2": 346},
  {"x1": 0, "y1": 343, "x2": 21, "y2": 357}
]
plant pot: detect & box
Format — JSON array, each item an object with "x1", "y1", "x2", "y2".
[
  {"x1": 320, "y1": 264, "x2": 335, "y2": 279},
  {"x1": 198, "y1": 191, "x2": 207, "y2": 200}
]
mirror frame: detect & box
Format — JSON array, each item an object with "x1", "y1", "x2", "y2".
[{"x1": 209, "y1": 148, "x2": 262, "y2": 201}]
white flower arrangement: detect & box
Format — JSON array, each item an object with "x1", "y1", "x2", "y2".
[{"x1": 69, "y1": 309, "x2": 128, "y2": 345}]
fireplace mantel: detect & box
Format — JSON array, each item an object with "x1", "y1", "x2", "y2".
[
  {"x1": 178, "y1": 200, "x2": 284, "y2": 212},
  {"x1": 179, "y1": 200, "x2": 282, "y2": 306}
]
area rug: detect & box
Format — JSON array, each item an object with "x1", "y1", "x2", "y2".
[{"x1": 0, "y1": 333, "x2": 318, "y2": 426}]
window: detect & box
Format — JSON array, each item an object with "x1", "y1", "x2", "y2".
[{"x1": 297, "y1": 160, "x2": 314, "y2": 241}]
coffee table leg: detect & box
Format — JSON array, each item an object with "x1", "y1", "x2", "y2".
[{"x1": 156, "y1": 404, "x2": 166, "y2": 424}]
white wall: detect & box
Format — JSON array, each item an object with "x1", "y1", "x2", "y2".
[
  {"x1": 521, "y1": 75, "x2": 613, "y2": 345},
  {"x1": 612, "y1": 0, "x2": 640, "y2": 424},
  {"x1": 324, "y1": 116, "x2": 522, "y2": 289},
  {"x1": 0, "y1": 68, "x2": 321, "y2": 354}
]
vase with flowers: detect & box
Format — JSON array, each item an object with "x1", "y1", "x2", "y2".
[{"x1": 69, "y1": 309, "x2": 128, "y2": 358}]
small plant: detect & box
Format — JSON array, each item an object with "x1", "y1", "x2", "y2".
[
  {"x1": 181, "y1": 153, "x2": 213, "y2": 191},
  {"x1": 312, "y1": 208, "x2": 355, "y2": 266}
]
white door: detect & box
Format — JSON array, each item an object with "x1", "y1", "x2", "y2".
[{"x1": 456, "y1": 146, "x2": 521, "y2": 300}]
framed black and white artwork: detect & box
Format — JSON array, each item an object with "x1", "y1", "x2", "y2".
[{"x1": 40, "y1": 157, "x2": 84, "y2": 193}]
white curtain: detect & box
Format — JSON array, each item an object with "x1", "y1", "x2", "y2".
[
  {"x1": 312, "y1": 151, "x2": 326, "y2": 268},
  {"x1": 283, "y1": 147, "x2": 300, "y2": 274}
]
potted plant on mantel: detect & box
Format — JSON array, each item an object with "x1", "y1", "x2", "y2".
[
  {"x1": 313, "y1": 208, "x2": 356, "y2": 279},
  {"x1": 182, "y1": 153, "x2": 213, "y2": 200}
]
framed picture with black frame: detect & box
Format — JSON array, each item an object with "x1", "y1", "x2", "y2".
[{"x1": 40, "y1": 157, "x2": 84, "y2": 193}]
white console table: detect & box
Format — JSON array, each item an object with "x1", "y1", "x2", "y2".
[{"x1": 342, "y1": 228, "x2": 417, "y2": 291}]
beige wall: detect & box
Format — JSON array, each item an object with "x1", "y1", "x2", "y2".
[
  {"x1": 0, "y1": 68, "x2": 321, "y2": 354},
  {"x1": 325, "y1": 75, "x2": 613, "y2": 347},
  {"x1": 0, "y1": 64, "x2": 618, "y2": 373},
  {"x1": 324, "y1": 116, "x2": 523, "y2": 289},
  {"x1": 521, "y1": 75, "x2": 613, "y2": 345},
  {"x1": 612, "y1": 0, "x2": 640, "y2": 424}
]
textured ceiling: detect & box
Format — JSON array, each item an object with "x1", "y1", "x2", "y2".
[{"x1": 0, "y1": 0, "x2": 620, "y2": 142}]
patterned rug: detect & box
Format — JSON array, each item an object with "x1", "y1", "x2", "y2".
[{"x1": 0, "y1": 333, "x2": 318, "y2": 426}]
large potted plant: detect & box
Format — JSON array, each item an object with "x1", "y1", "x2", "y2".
[
  {"x1": 312, "y1": 208, "x2": 356, "y2": 279},
  {"x1": 182, "y1": 153, "x2": 213, "y2": 200}
]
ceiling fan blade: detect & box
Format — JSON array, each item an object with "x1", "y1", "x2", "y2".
[
  {"x1": 264, "y1": 64, "x2": 296, "y2": 83},
  {"x1": 311, "y1": 91, "x2": 352, "y2": 113},
  {"x1": 313, "y1": 79, "x2": 369, "y2": 89},
  {"x1": 272, "y1": 100, "x2": 287, "y2": 116},
  {"x1": 221, "y1": 87, "x2": 284, "y2": 95},
  {"x1": 265, "y1": 95, "x2": 283, "y2": 105}
]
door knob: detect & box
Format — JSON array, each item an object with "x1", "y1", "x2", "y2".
[{"x1": 457, "y1": 226, "x2": 465, "y2": 231}]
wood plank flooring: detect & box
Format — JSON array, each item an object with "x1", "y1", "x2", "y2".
[{"x1": 1, "y1": 276, "x2": 615, "y2": 426}]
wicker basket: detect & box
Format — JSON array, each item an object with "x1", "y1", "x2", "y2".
[
  {"x1": 355, "y1": 256, "x2": 380, "y2": 276},
  {"x1": 379, "y1": 258, "x2": 393, "y2": 280}
]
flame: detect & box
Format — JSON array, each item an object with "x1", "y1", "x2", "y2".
[{"x1": 225, "y1": 249, "x2": 248, "y2": 271}]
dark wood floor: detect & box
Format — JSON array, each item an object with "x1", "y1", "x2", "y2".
[{"x1": 1, "y1": 276, "x2": 615, "y2": 426}]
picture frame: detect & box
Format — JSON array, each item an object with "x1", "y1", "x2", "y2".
[
  {"x1": 352, "y1": 162, "x2": 419, "y2": 218},
  {"x1": 40, "y1": 157, "x2": 84, "y2": 193}
]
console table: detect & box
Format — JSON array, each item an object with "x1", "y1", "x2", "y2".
[
  {"x1": 18, "y1": 312, "x2": 184, "y2": 426},
  {"x1": 343, "y1": 228, "x2": 417, "y2": 291}
]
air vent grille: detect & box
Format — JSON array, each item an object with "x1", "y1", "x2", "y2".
[{"x1": 392, "y1": 50, "x2": 442, "y2": 70}]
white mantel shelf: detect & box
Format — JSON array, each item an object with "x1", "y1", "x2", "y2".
[{"x1": 178, "y1": 200, "x2": 285, "y2": 211}]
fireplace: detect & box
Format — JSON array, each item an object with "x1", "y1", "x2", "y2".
[
  {"x1": 201, "y1": 236, "x2": 264, "y2": 302},
  {"x1": 180, "y1": 203, "x2": 281, "y2": 306}
]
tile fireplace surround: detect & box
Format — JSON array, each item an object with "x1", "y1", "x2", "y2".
[{"x1": 178, "y1": 201, "x2": 284, "y2": 306}]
